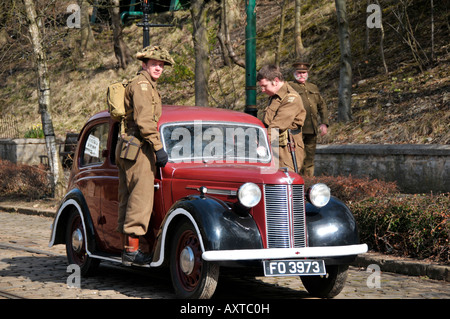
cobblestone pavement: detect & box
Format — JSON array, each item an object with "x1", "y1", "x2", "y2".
[{"x1": 0, "y1": 211, "x2": 449, "y2": 300}]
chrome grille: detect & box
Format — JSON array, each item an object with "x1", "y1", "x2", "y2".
[{"x1": 264, "y1": 184, "x2": 306, "y2": 248}]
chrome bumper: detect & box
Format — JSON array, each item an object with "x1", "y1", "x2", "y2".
[{"x1": 202, "y1": 244, "x2": 368, "y2": 261}]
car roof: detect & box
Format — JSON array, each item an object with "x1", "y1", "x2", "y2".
[{"x1": 91, "y1": 105, "x2": 264, "y2": 128}]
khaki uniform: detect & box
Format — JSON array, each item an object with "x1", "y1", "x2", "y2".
[
  {"x1": 116, "y1": 70, "x2": 162, "y2": 236},
  {"x1": 289, "y1": 81, "x2": 329, "y2": 176},
  {"x1": 263, "y1": 83, "x2": 306, "y2": 173}
]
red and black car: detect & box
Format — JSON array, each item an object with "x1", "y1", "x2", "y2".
[{"x1": 49, "y1": 105, "x2": 367, "y2": 298}]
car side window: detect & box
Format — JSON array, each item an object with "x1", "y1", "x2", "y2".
[{"x1": 81, "y1": 122, "x2": 109, "y2": 166}]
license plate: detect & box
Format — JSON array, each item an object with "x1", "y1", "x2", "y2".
[{"x1": 263, "y1": 259, "x2": 326, "y2": 276}]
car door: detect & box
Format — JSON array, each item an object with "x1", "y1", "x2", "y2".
[
  {"x1": 75, "y1": 119, "x2": 111, "y2": 251},
  {"x1": 99, "y1": 122, "x2": 166, "y2": 254}
]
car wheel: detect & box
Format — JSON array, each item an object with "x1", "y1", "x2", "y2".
[
  {"x1": 300, "y1": 264, "x2": 348, "y2": 298},
  {"x1": 65, "y1": 210, "x2": 99, "y2": 276},
  {"x1": 169, "y1": 221, "x2": 219, "y2": 299}
]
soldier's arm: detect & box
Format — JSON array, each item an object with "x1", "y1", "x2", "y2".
[
  {"x1": 271, "y1": 94, "x2": 306, "y2": 132},
  {"x1": 317, "y1": 93, "x2": 329, "y2": 127}
]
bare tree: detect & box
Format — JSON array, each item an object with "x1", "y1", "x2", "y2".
[
  {"x1": 109, "y1": 0, "x2": 133, "y2": 69},
  {"x1": 294, "y1": 0, "x2": 306, "y2": 59},
  {"x1": 430, "y1": 0, "x2": 435, "y2": 64},
  {"x1": 190, "y1": 0, "x2": 209, "y2": 106},
  {"x1": 388, "y1": 0, "x2": 430, "y2": 72},
  {"x1": 22, "y1": 0, "x2": 65, "y2": 198},
  {"x1": 78, "y1": 0, "x2": 95, "y2": 56},
  {"x1": 335, "y1": 0, "x2": 352, "y2": 122},
  {"x1": 376, "y1": 0, "x2": 388, "y2": 74},
  {"x1": 275, "y1": 0, "x2": 289, "y2": 67},
  {"x1": 218, "y1": 0, "x2": 245, "y2": 68}
]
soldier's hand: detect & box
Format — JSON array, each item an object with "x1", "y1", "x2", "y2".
[
  {"x1": 319, "y1": 124, "x2": 328, "y2": 136},
  {"x1": 155, "y1": 148, "x2": 169, "y2": 167}
]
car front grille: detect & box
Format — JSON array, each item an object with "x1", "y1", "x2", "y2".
[{"x1": 263, "y1": 184, "x2": 306, "y2": 248}]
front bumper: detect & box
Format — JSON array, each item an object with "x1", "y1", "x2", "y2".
[{"x1": 202, "y1": 244, "x2": 368, "y2": 261}]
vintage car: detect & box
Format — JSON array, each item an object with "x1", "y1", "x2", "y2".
[{"x1": 49, "y1": 105, "x2": 367, "y2": 299}]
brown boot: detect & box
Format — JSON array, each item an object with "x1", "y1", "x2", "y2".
[{"x1": 122, "y1": 235, "x2": 152, "y2": 266}]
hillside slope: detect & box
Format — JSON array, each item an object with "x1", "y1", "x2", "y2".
[{"x1": 0, "y1": 0, "x2": 448, "y2": 144}]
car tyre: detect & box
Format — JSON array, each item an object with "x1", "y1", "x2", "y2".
[
  {"x1": 300, "y1": 264, "x2": 348, "y2": 298},
  {"x1": 65, "y1": 210, "x2": 100, "y2": 276},
  {"x1": 169, "y1": 221, "x2": 219, "y2": 299}
]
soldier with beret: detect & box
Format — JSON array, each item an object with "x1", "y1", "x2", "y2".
[
  {"x1": 116, "y1": 45, "x2": 174, "y2": 266},
  {"x1": 289, "y1": 62, "x2": 329, "y2": 177},
  {"x1": 257, "y1": 64, "x2": 306, "y2": 173}
]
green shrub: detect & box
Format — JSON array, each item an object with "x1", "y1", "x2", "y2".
[
  {"x1": 305, "y1": 175, "x2": 449, "y2": 264},
  {"x1": 24, "y1": 124, "x2": 44, "y2": 138},
  {"x1": 351, "y1": 193, "x2": 449, "y2": 264}
]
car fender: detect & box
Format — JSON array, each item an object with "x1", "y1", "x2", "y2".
[
  {"x1": 48, "y1": 188, "x2": 96, "y2": 254},
  {"x1": 151, "y1": 195, "x2": 263, "y2": 267},
  {"x1": 305, "y1": 197, "x2": 360, "y2": 247}
]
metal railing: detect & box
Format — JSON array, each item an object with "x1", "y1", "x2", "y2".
[{"x1": 0, "y1": 115, "x2": 20, "y2": 138}]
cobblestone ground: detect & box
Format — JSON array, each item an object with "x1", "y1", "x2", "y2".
[{"x1": 0, "y1": 211, "x2": 449, "y2": 300}]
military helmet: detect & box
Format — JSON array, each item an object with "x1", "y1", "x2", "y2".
[{"x1": 136, "y1": 45, "x2": 175, "y2": 66}]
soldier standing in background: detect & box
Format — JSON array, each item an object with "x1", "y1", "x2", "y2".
[
  {"x1": 289, "y1": 62, "x2": 329, "y2": 177},
  {"x1": 257, "y1": 65, "x2": 306, "y2": 173},
  {"x1": 116, "y1": 46, "x2": 174, "y2": 266}
]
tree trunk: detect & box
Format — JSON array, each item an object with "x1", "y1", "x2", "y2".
[
  {"x1": 220, "y1": 0, "x2": 245, "y2": 68},
  {"x1": 375, "y1": 0, "x2": 388, "y2": 74},
  {"x1": 275, "y1": 0, "x2": 288, "y2": 67},
  {"x1": 23, "y1": 0, "x2": 65, "y2": 199},
  {"x1": 430, "y1": 0, "x2": 434, "y2": 64},
  {"x1": 109, "y1": 0, "x2": 133, "y2": 69},
  {"x1": 190, "y1": 0, "x2": 209, "y2": 107},
  {"x1": 78, "y1": 0, "x2": 95, "y2": 56},
  {"x1": 335, "y1": 0, "x2": 352, "y2": 122},
  {"x1": 294, "y1": 0, "x2": 305, "y2": 59}
]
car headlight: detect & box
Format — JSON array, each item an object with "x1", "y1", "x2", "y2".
[
  {"x1": 307, "y1": 183, "x2": 331, "y2": 208},
  {"x1": 238, "y1": 183, "x2": 261, "y2": 208}
]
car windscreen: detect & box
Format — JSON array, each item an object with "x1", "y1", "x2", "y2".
[{"x1": 161, "y1": 121, "x2": 271, "y2": 164}]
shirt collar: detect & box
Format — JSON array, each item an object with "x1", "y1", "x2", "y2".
[{"x1": 139, "y1": 69, "x2": 157, "y2": 87}]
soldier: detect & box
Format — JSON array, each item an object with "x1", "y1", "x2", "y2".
[
  {"x1": 257, "y1": 64, "x2": 306, "y2": 173},
  {"x1": 116, "y1": 46, "x2": 174, "y2": 266},
  {"x1": 289, "y1": 62, "x2": 329, "y2": 177}
]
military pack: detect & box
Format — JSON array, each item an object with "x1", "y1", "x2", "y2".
[{"x1": 106, "y1": 79, "x2": 130, "y2": 122}]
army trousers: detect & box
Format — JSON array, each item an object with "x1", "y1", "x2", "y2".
[
  {"x1": 301, "y1": 134, "x2": 317, "y2": 177},
  {"x1": 116, "y1": 139, "x2": 156, "y2": 236}
]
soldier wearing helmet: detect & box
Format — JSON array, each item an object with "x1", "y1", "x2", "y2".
[{"x1": 116, "y1": 45, "x2": 174, "y2": 266}]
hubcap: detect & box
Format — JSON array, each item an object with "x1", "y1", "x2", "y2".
[
  {"x1": 71, "y1": 228, "x2": 83, "y2": 253},
  {"x1": 180, "y1": 246, "x2": 195, "y2": 275}
]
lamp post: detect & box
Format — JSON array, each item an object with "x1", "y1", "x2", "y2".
[
  {"x1": 137, "y1": 0, "x2": 173, "y2": 48},
  {"x1": 245, "y1": 0, "x2": 257, "y2": 117}
]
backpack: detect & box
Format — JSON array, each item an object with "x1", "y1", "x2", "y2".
[
  {"x1": 106, "y1": 79, "x2": 129, "y2": 122},
  {"x1": 106, "y1": 75, "x2": 154, "y2": 135}
]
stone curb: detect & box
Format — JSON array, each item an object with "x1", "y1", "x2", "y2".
[
  {"x1": 1, "y1": 204, "x2": 449, "y2": 282},
  {"x1": 352, "y1": 253, "x2": 449, "y2": 282},
  {"x1": 0, "y1": 204, "x2": 56, "y2": 218}
]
